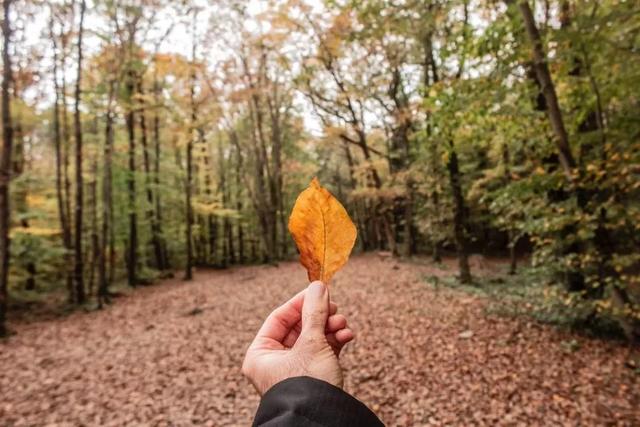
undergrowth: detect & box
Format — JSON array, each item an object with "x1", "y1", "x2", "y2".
[{"x1": 423, "y1": 264, "x2": 628, "y2": 341}]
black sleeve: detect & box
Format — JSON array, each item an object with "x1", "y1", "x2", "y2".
[{"x1": 252, "y1": 376, "x2": 384, "y2": 427}]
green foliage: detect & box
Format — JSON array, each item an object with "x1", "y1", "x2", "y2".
[{"x1": 3, "y1": 0, "x2": 638, "y2": 341}]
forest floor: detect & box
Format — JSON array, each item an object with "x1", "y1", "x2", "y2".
[{"x1": 1, "y1": 254, "x2": 639, "y2": 426}]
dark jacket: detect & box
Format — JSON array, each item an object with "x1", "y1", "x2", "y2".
[{"x1": 252, "y1": 376, "x2": 384, "y2": 426}]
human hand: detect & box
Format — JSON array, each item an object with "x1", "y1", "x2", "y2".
[{"x1": 242, "y1": 281, "x2": 355, "y2": 396}]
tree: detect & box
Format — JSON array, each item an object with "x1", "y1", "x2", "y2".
[
  {"x1": 72, "y1": 0, "x2": 86, "y2": 304},
  {"x1": 50, "y1": 7, "x2": 74, "y2": 302},
  {"x1": 0, "y1": 0, "x2": 13, "y2": 336}
]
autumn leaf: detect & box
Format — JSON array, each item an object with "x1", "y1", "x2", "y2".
[{"x1": 288, "y1": 177, "x2": 357, "y2": 284}]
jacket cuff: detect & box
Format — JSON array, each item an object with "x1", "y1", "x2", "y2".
[{"x1": 253, "y1": 376, "x2": 384, "y2": 426}]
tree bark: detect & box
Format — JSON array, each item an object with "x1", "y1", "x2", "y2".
[
  {"x1": 98, "y1": 80, "x2": 115, "y2": 308},
  {"x1": 137, "y1": 80, "x2": 164, "y2": 270},
  {"x1": 125, "y1": 72, "x2": 138, "y2": 287},
  {"x1": 447, "y1": 141, "x2": 472, "y2": 284},
  {"x1": 73, "y1": 0, "x2": 86, "y2": 304},
  {"x1": 185, "y1": 136, "x2": 194, "y2": 279},
  {"x1": 185, "y1": 19, "x2": 197, "y2": 280},
  {"x1": 88, "y1": 160, "x2": 99, "y2": 297},
  {"x1": 503, "y1": 144, "x2": 518, "y2": 275},
  {"x1": 14, "y1": 112, "x2": 35, "y2": 290},
  {"x1": 50, "y1": 17, "x2": 74, "y2": 300},
  {"x1": 233, "y1": 132, "x2": 244, "y2": 263},
  {"x1": 152, "y1": 64, "x2": 169, "y2": 270},
  {"x1": 60, "y1": 27, "x2": 72, "y2": 255},
  {"x1": 518, "y1": 0, "x2": 576, "y2": 179},
  {"x1": 0, "y1": 0, "x2": 14, "y2": 336}
]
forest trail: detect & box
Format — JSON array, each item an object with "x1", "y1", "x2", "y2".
[{"x1": 1, "y1": 255, "x2": 638, "y2": 426}]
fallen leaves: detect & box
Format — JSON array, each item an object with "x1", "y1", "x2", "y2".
[
  {"x1": 0, "y1": 256, "x2": 638, "y2": 426},
  {"x1": 288, "y1": 177, "x2": 357, "y2": 284}
]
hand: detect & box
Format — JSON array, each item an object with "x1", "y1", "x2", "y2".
[{"x1": 242, "y1": 281, "x2": 355, "y2": 396}]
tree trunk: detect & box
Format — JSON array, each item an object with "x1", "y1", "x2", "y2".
[
  {"x1": 14, "y1": 116, "x2": 35, "y2": 291},
  {"x1": 185, "y1": 24, "x2": 197, "y2": 280},
  {"x1": 137, "y1": 80, "x2": 164, "y2": 271},
  {"x1": 447, "y1": 141, "x2": 471, "y2": 284},
  {"x1": 266, "y1": 88, "x2": 286, "y2": 259},
  {"x1": 503, "y1": 144, "x2": 518, "y2": 275},
  {"x1": 88, "y1": 160, "x2": 99, "y2": 297},
  {"x1": 185, "y1": 137, "x2": 193, "y2": 279},
  {"x1": 73, "y1": 0, "x2": 86, "y2": 304},
  {"x1": 0, "y1": 0, "x2": 13, "y2": 336},
  {"x1": 152, "y1": 69, "x2": 169, "y2": 270},
  {"x1": 217, "y1": 135, "x2": 229, "y2": 267},
  {"x1": 234, "y1": 134, "x2": 244, "y2": 263},
  {"x1": 60, "y1": 28, "x2": 72, "y2": 265},
  {"x1": 518, "y1": 0, "x2": 576, "y2": 179},
  {"x1": 508, "y1": 230, "x2": 518, "y2": 275},
  {"x1": 125, "y1": 73, "x2": 138, "y2": 287},
  {"x1": 59, "y1": 33, "x2": 74, "y2": 303},
  {"x1": 50, "y1": 19, "x2": 74, "y2": 301},
  {"x1": 98, "y1": 80, "x2": 115, "y2": 308}
]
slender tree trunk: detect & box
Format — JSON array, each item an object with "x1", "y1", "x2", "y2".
[
  {"x1": 98, "y1": 80, "x2": 115, "y2": 308},
  {"x1": 185, "y1": 136, "x2": 193, "y2": 279},
  {"x1": 88, "y1": 160, "x2": 99, "y2": 297},
  {"x1": 73, "y1": 0, "x2": 86, "y2": 304},
  {"x1": 508, "y1": 230, "x2": 518, "y2": 275},
  {"x1": 217, "y1": 136, "x2": 229, "y2": 267},
  {"x1": 50, "y1": 20, "x2": 74, "y2": 301},
  {"x1": 502, "y1": 144, "x2": 518, "y2": 275},
  {"x1": 267, "y1": 91, "x2": 286, "y2": 259},
  {"x1": 0, "y1": 0, "x2": 13, "y2": 336},
  {"x1": 125, "y1": 72, "x2": 138, "y2": 287},
  {"x1": 185, "y1": 21, "x2": 197, "y2": 280},
  {"x1": 14, "y1": 117, "x2": 35, "y2": 291},
  {"x1": 152, "y1": 69, "x2": 169, "y2": 270},
  {"x1": 247, "y1": 96, "x2": 275, "y2": 261},
  {"x1": 60, "y1": 35, "x2": 74, "y2": 299},
  {"x1": 518, "y1": 0, "x2": 576, "y2": 178},
  {"x1": 234, "y1": 134, "x2": 244, "y2": 263},
  {"x1": 60, "y1": 30, "x2": 72, "y2": 256},
  {"x1": 137, "y1": 81, "x2": 164, "y2": 270},
  {"x1": 447, "y1": 141, "x2": 471, "y2": 284},
  {"x1": 226, "y1": 181, "x2": 235, "y2": 265}
]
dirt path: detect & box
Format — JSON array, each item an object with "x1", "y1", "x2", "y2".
[{"x1": 0, "y1": 255, "x2": 638, "y2": 426}]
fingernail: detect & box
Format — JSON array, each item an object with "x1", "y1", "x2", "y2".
[{"x1": 307, "y1": 281, "x2": 326, "y2": 297}]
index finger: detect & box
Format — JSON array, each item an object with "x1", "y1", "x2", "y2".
[{"x1": 255, "y1": 289, "x2": 306, "y2": 343}]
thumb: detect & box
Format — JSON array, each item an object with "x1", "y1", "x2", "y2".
[{"x1": 300, "y1": 281, "x2": 330, "y2": 338}]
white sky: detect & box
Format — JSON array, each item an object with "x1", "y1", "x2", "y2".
[{"x1": 21, "y1": 0, "x2": 323, "y2": 134}]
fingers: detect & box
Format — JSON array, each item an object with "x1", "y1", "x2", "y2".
[
  {"x1": 326, "y1": 314, "x2": 347, "y2": 333},
  {"x1": 329, "y1": 301, "x2": 338, "y2": 315},
  {"x1": 326, "y1": 328, "x2": 355, "y2": 356},
  {"x1": 282, "y1": 313, "x2": 346, "y2": 348},
  {"x1": 335, "y1": 328, "x2": 354, "y2": 344},
  {"x1": 255, "y1": 289, "x2": 305, "y2": 344},
  {"x1": 300, "y1": 281, "x2": 330, "y2": 338}
]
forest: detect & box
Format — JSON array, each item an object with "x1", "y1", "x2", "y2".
[{"x1": 0, "y1": 0, "x2": 639, "y2": 424}]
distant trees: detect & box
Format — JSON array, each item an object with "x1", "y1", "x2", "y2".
[
  {"x1": 290, "y1": 0, "x2": 639, "y2": 338},
  {"x1": 0, "y1": 0, "x2": 637, "y2": 341}
]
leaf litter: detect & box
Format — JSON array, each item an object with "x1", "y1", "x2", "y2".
[{"x1": 0, "y1": 255, "x2": 638, "y2": 426}]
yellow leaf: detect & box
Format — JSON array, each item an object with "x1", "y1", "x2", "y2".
[{"x1": 288, "y1": 177, "x2": 357, "y2": 284}]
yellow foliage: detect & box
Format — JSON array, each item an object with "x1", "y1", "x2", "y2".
[{"x1": 11, "y1": 227, "x2": 61, "y2": 237}]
